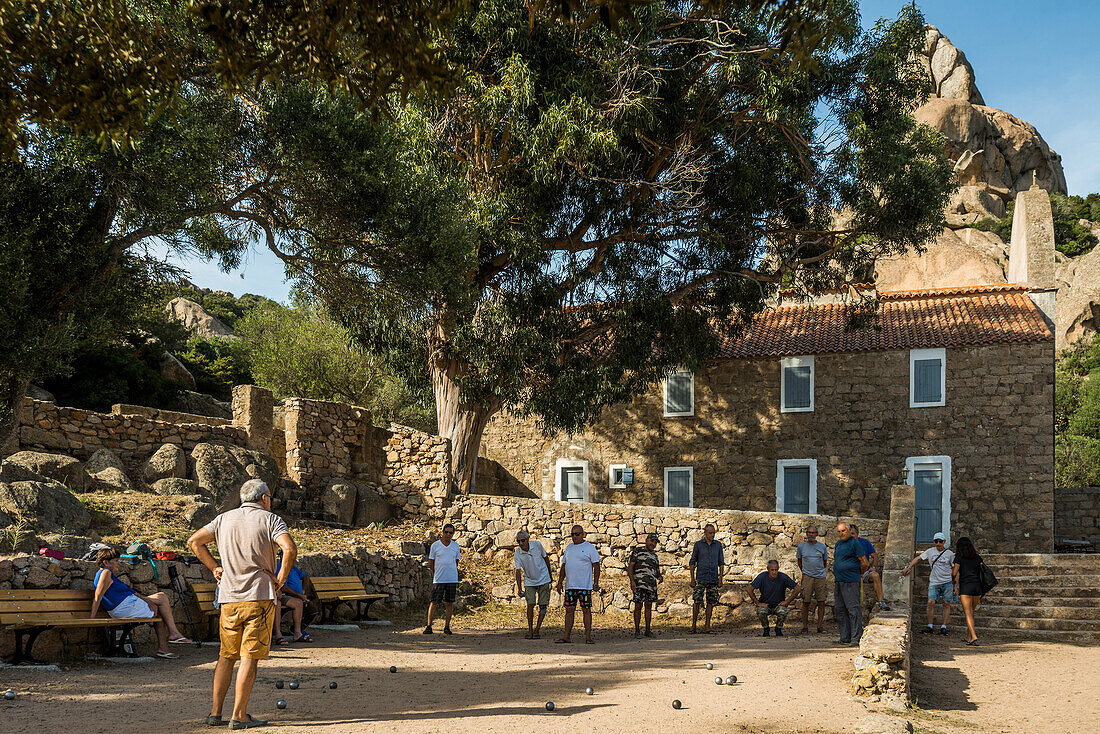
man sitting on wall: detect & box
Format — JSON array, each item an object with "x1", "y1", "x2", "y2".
[
  {"x1": 689, "y1": 523, "x2": 725, "y2": 634},
  {"x1": 748, "y1": 560, "x2": 801, "y2": 636},
  {"x1": 850, "y1": 524, "x2": 890, "y2": 611}
]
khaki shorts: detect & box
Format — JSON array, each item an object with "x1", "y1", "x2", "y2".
[
  {"x1": 801, "y1": 576, "x2": 828, "y2": 603},
  {"x1": 524, "y1": 582, "x2": 551, "y2": 608},
  {"x1": 219, "y1": 600, "x2": 275, "y2": 661}
]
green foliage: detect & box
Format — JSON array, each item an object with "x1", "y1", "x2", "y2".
[
  {"x1": 1055, "y1": 369, "x2": 1081, "y2": 435},
  {"x1": 41, "y1": 337, "x2": 184, "y2": 413},
  {"x1": 1059, "y1": 332, "x2": 1100, "y2": 377},
  {"x1": 972, "y1": 191, "x2": 1099, "y2": 257},
  {"x1": 235, "y1": 302, "x2": 434, "y2": 432},
  {"x1": 1055, "y1": 334, "x2": 1100, "y2": 486},
  {"x1": 1067, "y1": 372, "x2": 1100, "y2": 439},
  {"x1": 1056, "y1": 435, "x2": 1100, "y2": 489},
  {"x1": 155, "y1": 283, "x2": 278, "y2": 330},
  {"x1": 173, "y1": 336, "x2": 253, "y2": 401}
]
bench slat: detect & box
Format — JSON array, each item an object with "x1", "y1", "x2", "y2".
[
  {"x1": 0, "y1": 600, "x2": 104, "y2": 613},
  {"x1": 0, "y1": 589, "x2": 95, "y2": 600},
  {"x1": 5, "y1": 617, "x2": 162, "y2": 630}
]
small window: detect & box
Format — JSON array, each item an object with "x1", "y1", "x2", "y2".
[
  {"x1": 910, "y1": 348, "x2": 945, "y2": 407},
  {"x1": 781, "y1": 356, "x2": 814, "y2": 412},
  {"x1": 776, "y1": 459, "x2": 817, "y2": 514},
  {"x1": 609, "y1": 464, "x2": 627, "y2": 489},
  {"x1": 664, "y1": 466, "x2": 693, "y2": 508},
  {"x1": 554, "y1": 460, "x2": 589, "y2": 503},
  {"x1": 664, "y1": 368, "x2": 694, "y2": 417}
]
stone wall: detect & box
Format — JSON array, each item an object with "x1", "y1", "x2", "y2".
[
  {"x1": 282, "y1": 397, "x2": 373, "y2": 493},
  {"x1": 374, "y1": 424, "x2": 452, "y2": 519},
  {"x1": 480, "y1": 341, "x2": 1055, "y2": 551},
  {"x1": 17, "y1": 399, "x2": 249, "y2": 471},
  {"x1": 445, "y1": 495, "x2": 887, "y2": 616},
  {"x1": 1054, "y1": 487, "x2": 1100, "y2": 547},
  {"x1": 0, "y1": 546, "x2": 430, "y2": 661},
  {"x1": 110, "y1": 404, "x2": 233, "y2": 427}
]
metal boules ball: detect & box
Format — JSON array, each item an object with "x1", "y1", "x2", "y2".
[
  {"x1": 276, "y1": 700, "x2": 287, "y2": 710},
  {"x1": 705, "y1": 663, "x2": 713, "y2": 670},
  {"x1": 714, "y1": 677, "x2": 723, "y2": 685},
  {"x1": 3, "y1": 690, "x2": 14, "y2": 701},
  {"x1": 585, "y1": 687, "x2": 594, "y2": 696},
  {"x1": 672, "y1": 699, "x2": 682, "y2": 710},
  {"x1": 329, "y1": 682, "x2": 338, "y2": 690},
  {"x1": 545, "y1": 701, "x2": 555, "y2": 711},
  {"x1": 289, "y1": 681, "x2": 300, "y2": 690},
  {"x1": 725, "y1": 676, "x2": 736, "y2": 686},
  {"x1": 275, "y1": 681, "x2": 284, "y2": 690},
  {"x1": 389, "y1": 666, "x2": 397, "y2": 673}
]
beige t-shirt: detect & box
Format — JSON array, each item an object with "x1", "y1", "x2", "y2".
[{"x1": 203, "y1": 502, "x2": 290, "y2": 604}]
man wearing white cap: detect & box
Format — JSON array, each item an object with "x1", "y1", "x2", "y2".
[
  {"x1": 900, "y1": 532, "x2": 955, "y2": 635},
  {"x1": 513, "y1": 530, "x2": 554, "y2": 639}
]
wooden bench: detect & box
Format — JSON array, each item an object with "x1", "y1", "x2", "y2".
[
  {"x1": 311, "y1": 576, "x2": 389, "y2": 623},
  {"x1": 189, "y1": 582, "x2": 221, "y2": 640},
  {"x1": 0, "y1": 589, "x2": 161, "y2": 664}
]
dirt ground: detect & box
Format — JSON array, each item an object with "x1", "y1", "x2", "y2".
[{"x1": 0, "y1": 616, "x2": 1096, "y2": 734}]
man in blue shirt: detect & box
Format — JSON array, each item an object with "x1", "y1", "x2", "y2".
[
  {"x1": 689, "y1": 523, "x2": 725, "y2": 634},
  {"x1": 851, "y1": 523, "x2": 890, "y2": 611},
  {"x1": 274, "y1": 552, "x2": 315, "y2": 644},
  {"x1": 748, "y1": 560, "x2": 800, "y2": 636},
  {"x1": 832, "y1": 522, "x2": 870, "y2": 645}
]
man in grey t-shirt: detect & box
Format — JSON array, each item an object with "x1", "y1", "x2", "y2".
[
  {"x1": 796, "y1": 525, "x2": 829, "y2": 634},
  {"x1": 189, "y1": 479, "x2": 296, "y2": 729}
]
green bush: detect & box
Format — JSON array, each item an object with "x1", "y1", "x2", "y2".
[
  {"x1": 41, "y1": 338, "x2": 183, "y2": 413},
  {"x1": 1056, "y1": 434, "x2": 1100, "y2": 488},
  {"x1": 1055, "y1": 370, "x2": 1081, "y2": 435},
  {"x1": 173, "y1": 336, "x2": 253, "y2": 401},
  {"x1": 972, "y1": 191, "x2": 1099, "y2": 257}
]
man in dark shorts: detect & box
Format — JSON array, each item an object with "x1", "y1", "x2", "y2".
[
  {"x1": 425, "y1": 524, "x2": 460, "y2": 635},
  {"x1": 689, "y1": 523, "x2": 725, "y2": 634},
  {"x1": 555, "y1": 525, "x2": 601, "y2": 644},
  {"x1": 628, "y1": 533, "x2": 663, "y2": 638},
  {"x1": 748, "y1": 560, "x2": 801, "y2": 636}
]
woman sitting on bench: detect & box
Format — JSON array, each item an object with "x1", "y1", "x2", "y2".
[{"x1": 90, "y1": 548, "x2": 192, "y2": 659}]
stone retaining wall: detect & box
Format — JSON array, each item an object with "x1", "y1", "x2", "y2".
[
  {"x1": 1055, "y1": 487, "x2": 1100, "y2": 547},
  {"x1": 0, "y1": 546, "x2": 430, "y2": 661},
  {"x1": 376, "y1": 424, "x2": 452, "y2": 519},
  {"x1": 110, "y1": 404, "x2": 234, "y2": 427},
  {"x1": 446, "y1": 495, "x2": 887, "y2": 617}
]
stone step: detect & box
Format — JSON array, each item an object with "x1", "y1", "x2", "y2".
[
  {"x1": 982, "y1": 554, "x2": 1100, "y2": 570},
  {"x1": 974, "y1": 604, "x2": 1100, "y2": 621},
  {"x1": 983, "y1": 596, "x2": 1100, "y2": 608},
  {"x1": 967, "y1": 626, "x2": 1100, "y2": 642},
  {"x1": 985, "y1": 574, "x2": 1100, "y2": 588},
  {"x1": 979, "y1": 565, "x2": 1100, "y2": 577},
  {"x1": 965, "y1": 616, "x2": 1100, "y2": 632}
]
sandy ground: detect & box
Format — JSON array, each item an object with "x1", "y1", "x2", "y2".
[
  {"x1": 0, "y1": 621, "x2": 868, "y2": 734},
  {"x1": 906, "y1": 633, "x2": 1100, "y2": 734},
  {"x1": 0, "y1": 620, "x2": 1096, "y2": 734}
]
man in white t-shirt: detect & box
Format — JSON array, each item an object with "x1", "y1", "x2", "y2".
[
  {"x1": 555, "y1": 524, "x2": 601, "y2": 644},
  {"x1": 513, "y1": 530, "x2": 554, "y2": 639},
  {"x1": 901, "y1": 532, "x2": 956, "y2": 635},
  {"x1": 424, "y1": 523, "x2": 461, "y2": 635}
]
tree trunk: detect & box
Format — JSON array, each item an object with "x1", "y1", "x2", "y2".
[
  {"x1": 0, "y1": 377, "x2": 29, "y2": 457},
  {"x1": 431, "y1": 356, "x2": 500, "y2": 496}
]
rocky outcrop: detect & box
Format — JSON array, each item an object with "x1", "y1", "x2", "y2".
[
  {"x1": 0, "y1": 480, "x2": 91, "y2": 533},
  {"x1": 84, "y1": 448, "x2": 134, "y2": 491},
  {"x1": 177, "y1": 391, "x2": 232, "y2": 420},
  {"x1": 1, "y1": 451, "x2": 91, "y2": 493},
  {"x1": 190, "y1": 441, "x2": 279, "y2": 512},
  {"x1": 1056, "y1": 238, "x2": 1100, "y2": 347},
  {"x1": 323, "y1": 479, "x2": 392, "y2": 526},
  {"x1": 152, "y1": 477, "x2": 198, "y2": 496},
  {"x1": 919, "y1": 25, "x2": 983, "y2": 105},
  {"x1": 165, "y1": 297, "x2": 237, "y2": 340},
  {"x1": 143, "y1": 444, "x2": 187, "y2": 485},
  {"x1": 875, "y1": 227, "x2": 1007, "y2": 292},
  {"x1": 160, "y1": 351, "x2": 197, "y2": 389}
]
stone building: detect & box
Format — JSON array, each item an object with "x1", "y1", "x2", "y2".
[{"x1": 480, "y1": 186, "x2": 1059, "y2": 552}]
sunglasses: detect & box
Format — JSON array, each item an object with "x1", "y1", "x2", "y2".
[
  {"x1": 571, "y1": 531, "x2": 583, "y2": 536},
  {"x1": 443, "y1": 529, "x2": 454, "y2": 534}
]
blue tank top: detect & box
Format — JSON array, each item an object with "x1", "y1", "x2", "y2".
[{"x1": 94, "y1": 569, "x2": 134, "y2": 611}]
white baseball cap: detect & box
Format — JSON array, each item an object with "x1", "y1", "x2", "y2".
[{"x1": 932, "y1": 532, "x2": 946, "y2": 541}]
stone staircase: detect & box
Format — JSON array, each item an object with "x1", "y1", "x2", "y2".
[{"x1": 915, "y1": 554, "x2": 1100, "y2": 640}]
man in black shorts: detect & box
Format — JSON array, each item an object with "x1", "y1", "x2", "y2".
[{"x1": 425, "y1": 524, "x2": 461, "y2": 635}]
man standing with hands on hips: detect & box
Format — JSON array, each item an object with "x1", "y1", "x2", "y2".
[
  {"x1": 425, "y1": 523, "x2": 461, "y2": 635},
  {"x1": 188, "y1": 478, "x2": 297, "y2": 730},
  {"x1": 556, "y1": 525, "x2": 601, "y2": 644}
]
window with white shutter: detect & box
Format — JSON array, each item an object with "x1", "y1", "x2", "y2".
[
  {"x1": 664, "y1": 368, "x2": 694, "y2": 417},
  {"x1": 781, "y1": 356, "x2": 814, "y2": 412},
  {"x1": 910, "y1": 348, "x2": 946, "y2": 407}
]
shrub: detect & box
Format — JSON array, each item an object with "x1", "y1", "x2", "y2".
[{"x1": 972, "y1": 192, "x2": 1099, "y2": 257}]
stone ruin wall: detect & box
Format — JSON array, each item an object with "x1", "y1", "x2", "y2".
[
  {"x1": 1054, "y1": 487, "x2": 1100, "y2": 548},
  {"x1": 445, "y1": 494, "x2": 887, "y2": 619},
  {"x1": 12, "y1": 386, "x2": 453, "y2": 522},
  {"x1": 0, "y1": 546, "x2": 430, "y2": 661}
]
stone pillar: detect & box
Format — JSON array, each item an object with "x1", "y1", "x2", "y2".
[
  {"x1": 881, "y1": 483, "x2": 916, "y2": 607},
  {"x1": 231, "y1": 385, "x2": 273, "y2": 454},
  {"x1": 1008, "y1": 182, "x2": 1056, "y2": 329}
]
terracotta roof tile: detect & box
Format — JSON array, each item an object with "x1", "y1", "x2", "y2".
[{"x1": 716, "y1": 284, "x2": 1053, "y2": 359}]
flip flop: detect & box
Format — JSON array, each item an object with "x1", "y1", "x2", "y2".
[
  {"x1": 292, "y1": 633, "x2": 314, "y2": 643},
  {"x1": 554, "y1": 638, "x2": 571, "y2": 643},
  {"x1": 531, "y1": 633, "x2": 541, "y2": 639},
  {"x1": 273, "y1": 637, "x2": 289, "y2": 645},
  {"x1": 966, "y1": 639, "x2": 980, "y2": 646},
  {"x1": 524, "y1": 633, "x2": 534, "y2": 639},
  {"x1": 585, "y1": 639, "x2": 595, "y2": 644},
  {"x1": 169, "y1": 636, "x2": 194, "y2": 644},
  {"x1": 155, "y1": 651, "x2": 179, "y2": 659}
]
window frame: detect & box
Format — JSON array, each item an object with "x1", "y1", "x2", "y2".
[
  {"x1": 608, "y1": 463, "x2": 628, "y2": 489},
  {"x1": 663, "y1": 466, "x2": 694, "y2": 508},
  {"x1": 910, "y1": 348, "x2": 946, "y2": 408},
  {"x1": 553, "y1": 459, "x2": 589, "y2": 503},
  {"x1": 780, "y1": 355, "x2": 815, "y2": 413},
  {"x1": 663, "y1": 368, "x2": 695, "y2": 417},
  {"x1": 906, "y1": 455, "x2": 951, "y2": 543},
  {"x1": 775, "y1": 458, "x2": 818, "y2": 514}
]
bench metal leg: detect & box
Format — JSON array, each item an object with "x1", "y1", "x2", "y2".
[
  {"x1": 319, "y1": 602, "x2": 336, "y2": 624},
  {"x1": 7, "y1": 627, "x2": 46, "y2": 665},
  {"x1": 356, "y1": 599, "x2": 380, "y2": 621}
]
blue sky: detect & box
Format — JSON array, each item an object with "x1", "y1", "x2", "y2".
[{"x1": 166, "y1": 0, "x2": 1099, "y2": 303}]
